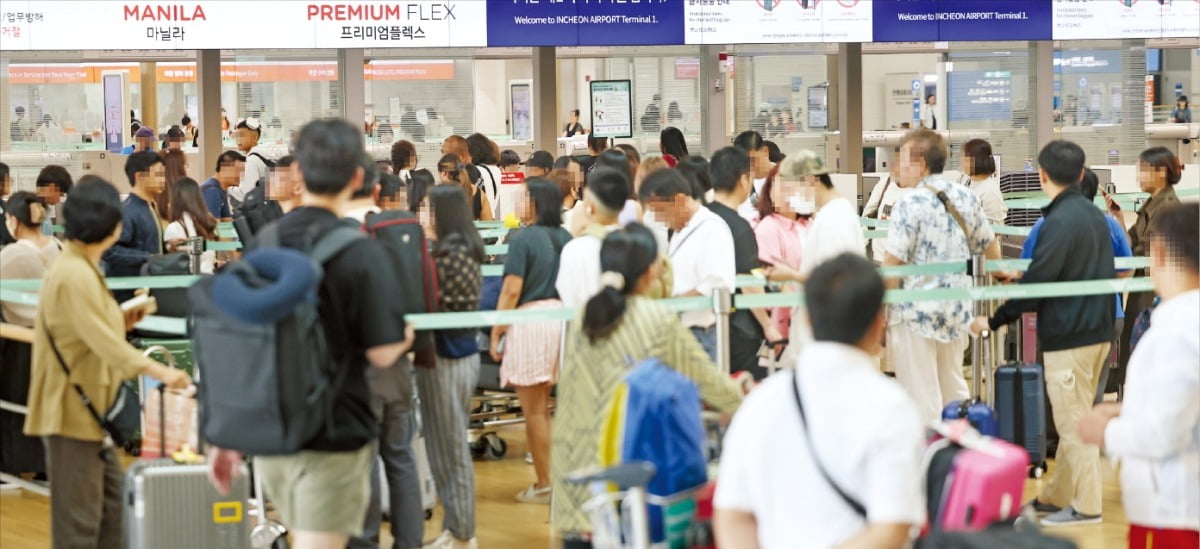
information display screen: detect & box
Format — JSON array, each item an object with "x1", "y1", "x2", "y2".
[
  {"x1": 589, "y1": 80, "x2": 633, "y2": 139},
  {"x1": 684, "y1": 0, "x2": 872, "y2": 45}
]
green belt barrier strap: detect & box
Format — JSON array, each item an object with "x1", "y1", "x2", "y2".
[
  {"x1": 480, "y1": 229, "x2": 510, "y2": 240},
  {"x1": 485, "y1": 244, "x2": 508, "y2": 255},
  {"x1": 734, "y1": 276, "x2": 1153, "y2": 309},
  {"x1": 206, "y1": 241, "x2": 242, "y2": 252}
]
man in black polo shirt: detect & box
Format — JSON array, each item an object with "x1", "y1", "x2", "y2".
[
  {"x1": 211, "y1": 119, "x2": 416, "y2": 549},
  {"x1": 708, "y1": 146, "x2": 783, "y2": 380},
  {"x1": 971, "y1": 140, "x2": 1115, "y2": 528}
]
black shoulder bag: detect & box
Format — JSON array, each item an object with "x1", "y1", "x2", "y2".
[
  {"x1": 42, "y1": 309, "x2": 141, "y2": 451},
  {"x1": 791, "y1": 369, "x2": 867, "y2": 518}
]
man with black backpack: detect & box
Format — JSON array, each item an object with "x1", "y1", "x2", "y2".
[{"x1": 206, "y1": 119, "x2": 416, "y2": 549}]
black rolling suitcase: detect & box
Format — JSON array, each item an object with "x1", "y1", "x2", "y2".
[{"x1": 993, "y1": 362, "x2": 1048, "y2": 477}]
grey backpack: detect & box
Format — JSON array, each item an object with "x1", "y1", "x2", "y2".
[{"x1": 189, "y1": 224, "x2": 364, "y2": 455}]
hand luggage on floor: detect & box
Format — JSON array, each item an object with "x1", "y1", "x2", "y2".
[
  {"x1": 924, "y1": 422, "x2": 1028, "y2": 532},
  {"x1": 378, "y1": 435, "x2": 437, "y2": 519},
  {"x1": 993, "y1": 362, "x2": 1047, "y2": 473}
]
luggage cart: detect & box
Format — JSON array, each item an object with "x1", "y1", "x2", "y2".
[{"x1": 567, "y1": 462, "x2": 708, "y2": 549}]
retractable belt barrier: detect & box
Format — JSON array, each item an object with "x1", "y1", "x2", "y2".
[{"x1": 1, "y1": 271, "x2": 1154, "y2": 337}]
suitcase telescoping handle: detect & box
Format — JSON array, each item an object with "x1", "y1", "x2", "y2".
[
  {"x1": 969, "y1": 253, "x2": 993, "y2": 404},
  {"x1": 140, "y1": 346, "x2": 198, "y2": 458}
]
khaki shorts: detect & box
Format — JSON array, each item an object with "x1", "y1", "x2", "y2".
[{"x1": 255, "y1": 444, "x2": 373, "y2": 536}]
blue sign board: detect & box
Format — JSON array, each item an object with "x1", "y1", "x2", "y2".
[
  {"x1": 872, "y1": 0, "x2": 1052, "y2": 42},
  {"x1": 948, "y1": 70, "x2": 1013, "y2": 122},
  {"x1": 487, "y1": 0, "x2": 684, "y2": 47}
]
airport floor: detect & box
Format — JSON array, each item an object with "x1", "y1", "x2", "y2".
[{"x1": 0, "y1": 425, "x2": 1127, "y2": 549}]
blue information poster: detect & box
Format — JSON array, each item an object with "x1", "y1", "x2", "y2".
[
  {"x1": 948, "y1": 70, "x2": 1013, "y2": 123},
  {"x1": 487, "y1": 0, "x2": 684, "y2": 47}
]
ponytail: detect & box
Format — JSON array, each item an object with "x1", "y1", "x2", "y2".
[
  {"x1": 582, "y1": 286, "x2": 628, "y2": 343},
  {"x1": 5, "y1": 191, "x2": 48, "y2": 229},
  {"x1": 580, "y1": 224, "x2": 660, "y2": 343}
]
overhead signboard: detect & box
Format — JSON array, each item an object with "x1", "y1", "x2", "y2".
[
  {"x1": 1056, "y1": 0, "x2": 1200, "y2": 41},
  {"x1": 873, "y1": 0, "x2": 1053, "y2": 42},
  {"x1": 486, "y1": 0, "x2": 683, "y2": 47},
  {"x1": 0, "y1": 0, "x2": 487, "y2": 50},
  {"x1": 589, "y1": 80, "x2": 632, "y2": 139},
  {"x1": 684, "y1": 0, "x2": 873, "y2": 45},
  {"x1": 1, "y1": 0, "x2": 1198, "y2": 51}
]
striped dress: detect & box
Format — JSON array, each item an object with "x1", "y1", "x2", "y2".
[{"x1": 549, "y1": 297, "x2": 744, "y2": 535}]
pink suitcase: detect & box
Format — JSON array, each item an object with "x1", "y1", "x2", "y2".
[{"x1": 925, "y1": 421, "x2": 1029, "y2": 532}]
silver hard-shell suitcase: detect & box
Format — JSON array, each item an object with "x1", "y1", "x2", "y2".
[{"x1": 124, "y1": 460, "x2": 252, "y2": 549}]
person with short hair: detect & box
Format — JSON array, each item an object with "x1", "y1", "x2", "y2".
[
  {"x1": 34, "y1": 165, "x2": 73, "y2": 236},
  {"x1": 200, "y1": 150, "x2": 246, "y2": 220},
  {"x1": 552, "y1": 224, "x2": 742, "y2": 546},
  {"x1": 884, "y1": 129, "x2": 1003, "y2": 424},
  {"x1": 1078, "y1": 202, "x2": 1199, "y2": 548},
  {"x1": 233, "y1": 118, "x2": 271, "y2": 203},
  {"x1": 164, "y1": 125, "x2": 186, "y2": 151},
  {"x1": 24, "y1": 177, "x2": 190, "y2": 549},
  {"x1": 524, "y1": 150, "x2": 555, "y2": 179},
  {"x1": 208, "y1": 119, "x2": 417, "y2": 549},
  {"x1": 499, "y1": 150, "x2": 523, "y2": 173},
  {"x1": 959, "y1": 138, "x2": 1008, "y2": 225},
  {"x1": 640, "y1": 169, "x2": 736, "y2": 362},
  {"x1": 709, "y1": 146, "x2": 782, "y2": 379},
  {"x1": 972, "y1": 140, "x2": 1116, "y2": 527},
  {"x1": 181, "y1": 114, "x2": 198, "y2": 146},
  {"x1": 103, "y1": 151, "x2": 167, "y2": 277},
  {"x1": 714, "y1": 253, "x2": 924, "y2": 549},
  {"x1": 556, "y1": 167, "x2": 631, "y2": 307}
]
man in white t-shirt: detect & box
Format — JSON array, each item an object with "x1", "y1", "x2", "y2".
[
  {"x1": 639, "y1": 168, "x2": 735, "y2": 360},
  {"x1": 555, "y1": 167, "x2": 630, "y2": 308},
  {"x1": 715, "y1": 253, "x2": 924, "y2": 549},
  {"x1": 232, "y1": 118, "x2": 274, "y2": 205}
]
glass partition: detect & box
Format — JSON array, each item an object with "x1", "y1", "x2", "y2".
[
  {"x1": 727, "y1": 44, "x2": 829, "y2": 156},
  {"x1": 1054, "y1": 39, "x2": 1148, "y2": 168}
]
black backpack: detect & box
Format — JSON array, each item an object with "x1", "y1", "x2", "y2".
[
  {"x1": 248, "y1": 151, "x2": 277, "y2": 170},
  {"x1": 363, "y1": 210, "x2": 438, "y2": 359},
  {"x1": 189, "y1": 224, "x2": 363, "y2": 455},
  {"x1": 232, "y1": 185, "x2": 284, "y2": 247}
]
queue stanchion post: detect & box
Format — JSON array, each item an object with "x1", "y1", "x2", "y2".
[
  {"x1": 713, "y1": 287, "x2": 732, "y2": 375},
  {"x1": 970, "y1": 254, "x2": 987, "y2": 400}
]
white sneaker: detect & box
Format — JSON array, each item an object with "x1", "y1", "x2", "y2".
[
  {"x1": 525, "y1": 452, "x2": 533, "y2": 464},
  {"x1": 515, "y1": 483, "x2": 552, "y2": 504},
  {"x1": 423, "y1": 530, "x2": 479, "y2": 549}
]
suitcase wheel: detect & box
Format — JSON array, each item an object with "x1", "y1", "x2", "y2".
[
  {"x1": 1029, "y1": 461, "x2": 1046, "y2": 479},
  {"x1": 425, "y1": 509, "x2": 434, "y2": 521},
  {"x1": 470, "y1": 432, "x2": 508, "y2": 460}
]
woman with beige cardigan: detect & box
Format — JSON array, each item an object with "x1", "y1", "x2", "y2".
[{"x1": 24, "y1": 176, "x2": 189, "y2": 549}]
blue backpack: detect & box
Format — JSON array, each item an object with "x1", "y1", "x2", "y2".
[{"x1": 601, "y1": 358, "x2": 707, "y2": 542}]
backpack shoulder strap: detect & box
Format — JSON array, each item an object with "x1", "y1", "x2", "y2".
[{"x1": 310, "y1": 225, "x2": 366, "y2": 265}]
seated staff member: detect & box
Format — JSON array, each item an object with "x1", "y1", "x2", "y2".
[
  {"x1": 490, "y1": 177, "x2": 572, "y2": 505},
  {"x1": 639, "y1": 169, "x2": 736, "y2": 362},
  {"x1": 715, "y1": 253, "x2": 924, "y2": 549},
  {"x1": 25, "y1": 177, "x2": 190, "y2": 548},
  {"x1": 200, "y1": 150, "x2": 246, "y2": 221},
  {"x1": 552, "y1": 224, "x2": 743, "y2": 548},
  {"x1": 709, "y1": 146, "x2": 781, "y2": 380},
  {"x1": 1079, "y1": 202, "x2": 1199, "y2": 549}
]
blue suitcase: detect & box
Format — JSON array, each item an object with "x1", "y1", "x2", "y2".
[
  {"x1": 994, "y1": 362, "x2": 1047, "y2": 473},
  {"x1": 941, "y1": 398, "x2": 999, "y2": 437}
]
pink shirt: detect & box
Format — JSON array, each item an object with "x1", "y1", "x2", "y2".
[{"x1": 752, "y1": 213, "x2": 808, "y2": 336}]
